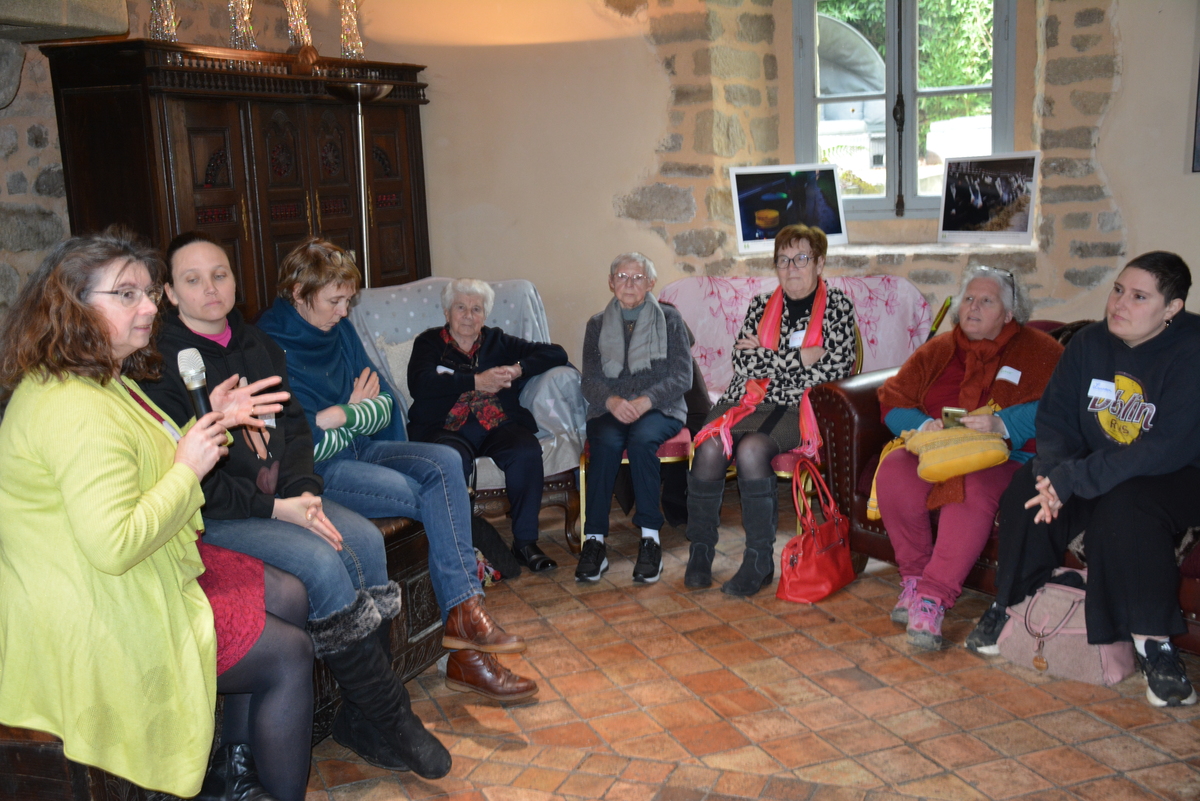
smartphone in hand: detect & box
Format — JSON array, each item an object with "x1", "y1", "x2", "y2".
[{"x1": 941, "y1": 407, "x2": 968, "y2": 427}]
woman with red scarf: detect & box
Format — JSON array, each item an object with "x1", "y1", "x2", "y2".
[
  {"x1": 876, "y1": 266, "x2": 1062, "y2": 649},
  {"x1": 686, "y1": 225, "x2": 857, "y2": 596}
]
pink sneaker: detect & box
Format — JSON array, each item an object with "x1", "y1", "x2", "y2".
[
  {"x1": 907, "y1": 596, "x2": 945, "y2": 650},
  {"x1": 891, "y1": 577, "x2": 918, "y2": 625}
]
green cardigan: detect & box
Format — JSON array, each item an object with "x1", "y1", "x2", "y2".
[{"x1": 0, "y1": 373, "x2": 214, "y2": 796}]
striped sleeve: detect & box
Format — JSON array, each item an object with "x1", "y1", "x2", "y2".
[
  {"x1": 343, "y1": 393, "x2": 394, "y2": 438},
  {"x1": 313, "y1": 422, "x2": 355, "y2": 462}
]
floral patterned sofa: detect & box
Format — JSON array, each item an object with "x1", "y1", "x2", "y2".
[{"x1": 658, "y1": 274, "x2": 933, "y2": 401}]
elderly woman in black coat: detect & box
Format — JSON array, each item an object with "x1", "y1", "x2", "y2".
[
  {"x1": 407, "y1": 279, "x2": 568, "y2": 572},
  {"x1": 577, "y1": 253, "x2": 692, "y2": 584}
]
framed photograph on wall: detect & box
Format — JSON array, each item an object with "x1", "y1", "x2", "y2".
[
  {"x1": 937, "y1": 152, "x2": 1041, "y2": 245},
  {"x1": 730, "y1": 163, "x2": 849, "y2": 255}
]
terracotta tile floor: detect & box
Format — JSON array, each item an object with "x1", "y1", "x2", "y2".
[{"x1": 304, "y1": 490, "x2": 1200, "y2": 801}]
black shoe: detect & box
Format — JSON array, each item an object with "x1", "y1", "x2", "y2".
[
  {"x1": 1139, "y1": 639, "x2": 1199, "y2": 708},
  {"x1": 632, "y1": 538, "x2": 662, "y2": 584},
  {"x1": 964, "y1": 603, "x2": 1009, "y2": 655},
  {"x1": 332, "y1": 700, "x2": 409, "y2": 771},
  {"x1": 721, "y1": 552, "x2": 774, "y2": 597},
  {"x1": 575, "y1": 538, "x2": 608, "y2": 582},
  {"x1": 195, "y1": 744, "x2": 277, "y2": 801},
  {"x1": 684, "y1": 542, "x2": 714, "y2": 588},
  {"x1": 513, "y1": 542, "x2": 557, "y2": 572}
]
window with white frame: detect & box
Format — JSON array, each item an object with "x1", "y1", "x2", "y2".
[{"x1": 793, "y1": 0, "x2": 1016, "y2": 219}]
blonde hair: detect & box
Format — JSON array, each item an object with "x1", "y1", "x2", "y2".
[{"x1": 276, "y1": 237, "x2": 361, "y2": 307}]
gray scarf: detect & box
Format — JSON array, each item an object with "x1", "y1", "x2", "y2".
[{"x1": 600, "y1": 292, "x2": 667, "y2": 378}]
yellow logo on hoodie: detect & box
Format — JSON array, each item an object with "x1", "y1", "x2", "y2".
[{"x1": 1086, "y1": 373, "x2": 1156, "y2": 445}]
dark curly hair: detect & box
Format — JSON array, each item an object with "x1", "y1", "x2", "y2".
[{"x1": 0, "y1": 226, "x2": 164, "y2": 391}]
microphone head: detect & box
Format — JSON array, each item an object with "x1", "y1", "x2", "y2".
[{"x1": 177, "y1": 348, "x2": 207, "y2": 390}]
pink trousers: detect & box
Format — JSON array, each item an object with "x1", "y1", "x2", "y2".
[{"x1": 876, "y1": 449, "x2": 1020, "y2": 609}]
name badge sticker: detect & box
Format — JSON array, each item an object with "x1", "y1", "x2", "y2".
[
  {"x1": 996, "y1": 366, "x2": 1022, "y2": 385},
  {"x1": 1088, "y1": 379, "x2": 1117, "y2": 401},
  {"x1": 788, "y1": 329, "x2": 806, "y2": 348}
]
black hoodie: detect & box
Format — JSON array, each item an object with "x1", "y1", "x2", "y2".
[
  {"x1": 139, "y1": 307, "x2": 323, "y2": 520},
  {"x1": 1033, "y1": 312, "x2": 1200, "y2": 503}
]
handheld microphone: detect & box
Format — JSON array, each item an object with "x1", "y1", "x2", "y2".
[{"x1": 177, "y1": 348, "x2": 213, "y2": 419}]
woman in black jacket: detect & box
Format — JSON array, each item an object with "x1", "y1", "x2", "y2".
[
  {"x1": 965, "y1": 251, "x2": 1200, "y2": 709},
  {"x1": 407, "y1": 279, "x2": 568, "y2": 572},
  {"x1": 140, "y1": 232, "x2": 451, "y2": 778}
]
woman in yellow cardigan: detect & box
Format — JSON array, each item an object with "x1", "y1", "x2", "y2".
[{"x1": 0, "y1": 230, "x2": 312, "y2": 800}]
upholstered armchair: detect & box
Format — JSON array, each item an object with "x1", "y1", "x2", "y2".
[{"x1": 349, "y1": 278, "x2": 585, "y2": 552}]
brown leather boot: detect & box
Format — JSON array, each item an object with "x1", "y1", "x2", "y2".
[
  {"x1": 444, "y1": 650, "x2": 539, "y2": 702},
  {"x1": 441, "y1": 594, "x2": 525, "y2": 653}
]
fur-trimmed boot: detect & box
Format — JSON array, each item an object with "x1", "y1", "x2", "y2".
[
  {"x1": 327, "y1": 587, "x2": 402, "y2": 770},
  {"x1": 684, "y1": 474, "x2": 726, "y2": 588},
  {"x1": 316, "y1": 589, "x2": 451, "y2": 778},
  {"x1": 722, "y1": 476, "x2": 777, "y2": 597}
]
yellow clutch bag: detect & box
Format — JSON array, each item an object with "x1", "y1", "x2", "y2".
[{"x1": 902, "y1": 425, "x2": 1009, "y2": 483}]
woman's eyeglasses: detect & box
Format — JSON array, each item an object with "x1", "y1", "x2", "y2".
[
  {"x1": 776, "y1": 253, "x2": 813, "y2": 271},
  {"x1": 92, "y1": 286, "x2": 164, "y2": 307},
  {"x1": 613, "y1": 272, "x2": 648, "y2": 285}
]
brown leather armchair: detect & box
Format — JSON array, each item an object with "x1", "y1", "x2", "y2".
[{"x1": 809, "y1": 367, "x2": 1200, "y2": 655}]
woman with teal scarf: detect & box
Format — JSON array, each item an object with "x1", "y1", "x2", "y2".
[{"x1": 257, "y1": 238, "x2": 537, "y2": 703}]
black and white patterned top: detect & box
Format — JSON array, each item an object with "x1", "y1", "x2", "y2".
[{"x1": 719, "y1": 286, "x2": 857, "y2": 406}]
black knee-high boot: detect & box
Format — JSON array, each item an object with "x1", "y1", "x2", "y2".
[
  {"x1": 685, "y1": 474, "x2": 726, "y2": 588},
  {"x1": 723, "y1": 476, "x2": 777, "y2": 597},
  {"x1": 313, "y1": 590, "x2": 451, "y2": 779},
  {"x1": 330, "y1": 619, "x2": 412, "y2": 771}
]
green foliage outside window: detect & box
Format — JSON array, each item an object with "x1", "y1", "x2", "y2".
[{"x1": 817, "y1": 0, "x2": 993, "y2": 155}]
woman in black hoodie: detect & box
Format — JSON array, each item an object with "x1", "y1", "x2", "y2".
[
  {"x1": 965, "y1": 251, "x2": 1200, "y2": 709},
  {"x1": 140, "y1": 233, "x2": 450, "y2": 778}
]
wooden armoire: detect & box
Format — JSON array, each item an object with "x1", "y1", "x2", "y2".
[{"x1": 41, "y1": 39, "x2": 432, "y2": 319}]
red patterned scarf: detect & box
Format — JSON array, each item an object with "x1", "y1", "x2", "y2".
[{"x1": 694, "y1": 281, "x2": 828, "y2": 460}]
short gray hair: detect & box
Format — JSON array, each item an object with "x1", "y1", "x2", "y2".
[
  {"x1": 609, "y1": 252, "x2": 657, "y2": 283},
  {"x1": 951, "y1": 265, "x2": 1032, "y2": 325},
  {"x1": 441, "y1": 278, "x2": 495, "y2": 317}
]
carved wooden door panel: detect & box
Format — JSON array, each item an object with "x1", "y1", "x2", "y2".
[
  {"x1": 162, "y1": 97, "x2": 261, "y2": 316},
  {"x1": 305, "y1": 103, "x2": 361, "y2": 264},
  {"x1": 362, "y1": 104, "x2": 420, "y2": 288},
  {"x1": 248, "y1": 102, "x2": 313, "y2": 306}
]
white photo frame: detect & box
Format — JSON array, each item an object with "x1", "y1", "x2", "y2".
[
  {"x1": 730, "y1": 163, "x2": 849, "y2": 255},
  {"x1": 937, "y1": 151, "x2": 1041, "y2": 245}
]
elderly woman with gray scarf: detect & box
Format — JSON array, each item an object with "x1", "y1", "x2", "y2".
[{"x1": 578, "y1": 253, "x2": 692, "y2": 585}]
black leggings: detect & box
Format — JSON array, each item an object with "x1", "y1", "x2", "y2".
[
  {"x1": 216, "y1": 564, "x2": 314, "y2": 801},
  {"x1": 994, "y1": 462, "x2": 1200, "y2": 643},
  {"x1": 690, "y1": 432, "x2": 780, "y2": 481}
]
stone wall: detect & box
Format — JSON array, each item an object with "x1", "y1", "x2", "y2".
[
  {"x1": 608, "y1": 0, "x2": 782, "y2": 276},
  {"x1": 1030, "y1": 0, "x2": 1122, "y2": 309},
  {"x1": 606, "y1": 0, "x2": 1125, "y2": 318}
]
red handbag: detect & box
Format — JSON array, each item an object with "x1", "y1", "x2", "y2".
[{"x1": 776, "y1": 456, "x2": 856, "y2": 604}]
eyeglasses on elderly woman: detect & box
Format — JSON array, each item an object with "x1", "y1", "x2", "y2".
[
  {"x1": 91, "y1": 285, "x2": 165, "y2": 307},
  {"x1": 775, "y1": 253, "x2": 814, "y2": 271}
]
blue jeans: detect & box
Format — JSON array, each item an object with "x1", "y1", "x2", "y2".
[
  {"x1": 315, "y1": 437, "x2": 480, "y2": 620},
  {"x1": 202, "y1": 499, "x2": 387, "y2": 621},
  {"x1": 585, "y1": 410, "x2": 683, "y2": 537}
]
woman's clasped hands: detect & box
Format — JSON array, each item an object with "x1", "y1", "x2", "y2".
[{"x1": 273, "y1": 492, "x2": 344, "y2": 551}]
